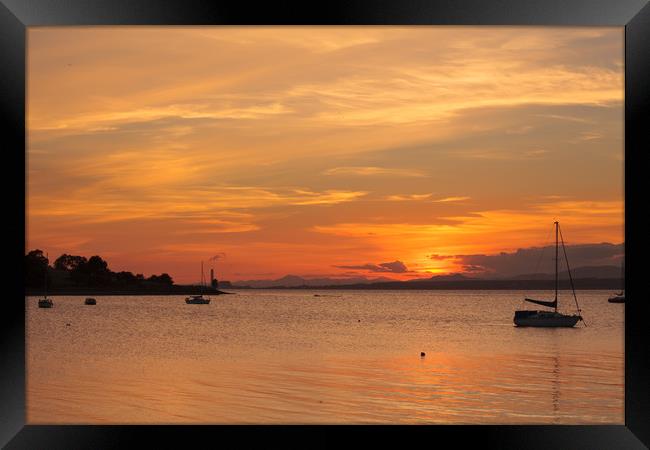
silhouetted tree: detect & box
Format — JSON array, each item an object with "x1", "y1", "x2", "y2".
[
  {"x1": 69, "y1": 262, "x2": 88, "y2": 285},
  {"x1": 28, "y1": 250, "x2": 179, "y2": 292},
  {"x1": 114, "y1": 271, "x2": 140, "y2": 286},
  {"x1": 53, "y1": 254, "x2": 87, "y2": 272},
  {"x1": 147, "y1": 273, "x2": 174, "y2": 285},
  {"x1": 70, "y1": 255, "x2": 111, "y2": 286},
  {"x1": 25, "y1": 250, "x2": 50, "y2": 288},
  {"x1": 158, "y1": 273, "x2": 173, "y2": 285},
  {"x1": 85, "y1": 255, "x2": 111, "y2": 286}
]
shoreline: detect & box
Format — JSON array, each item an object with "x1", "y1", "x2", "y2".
[
  {"x1": 25, "y1": 289, "x2": 235, "y2": 296},
  {"x1": 25, "y1": 284, "x2": 622, "y2": 296}
]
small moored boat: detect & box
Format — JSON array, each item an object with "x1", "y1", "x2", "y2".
[
  {"x1": 85, "y1": 297, "x2": 97, "y2": 305},
  {"x1": 185, "y1": 261, "x2": 211, "y2": 304},
  {"x1": 608, "y1": 264, "x2": 625, "y2": 303},
  {"x1": 38, "y1": 298, "x2": 53, "y2": 308},
  {"x1": 608, "y1": 293, "x2": 624, "y2": 303},
  {"x1": 186, "y1": 294, "x2": 210, "y2": 304},
  {"x1": 38, "y1": 253, "x2": 53, "y2": 308},
  {"x1": 514, "y1": 309, "x2": 581, "y2": 327}
]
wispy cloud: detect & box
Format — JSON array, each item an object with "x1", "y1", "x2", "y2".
[
  {"x1": 428, "y1": 254, "x2": 455, "y2": 260},
  {"x1": 386, "y1": 193, "x2": 433, "y2": 201},
  {"x1": 289, "y1": 189, "x2": 369, "y2": 205},
  {"x1": 432, "y1": 196, "x2": 471, "y2": 203},
  {"x1": 334, "y1": 260, "x2": 410, "y2": 273},
  {"x1": 29, "y1": 185, "x2": 368, "y2": 224},
  {"x1": 323, "y1": 166, "x2": 426, "y2": 177}
]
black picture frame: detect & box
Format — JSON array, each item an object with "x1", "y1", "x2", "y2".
[{"x1": 2, "y1": 1, "x2": 648, "y2": 448}]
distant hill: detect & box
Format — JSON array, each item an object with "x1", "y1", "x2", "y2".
[
  {"x1": 420, "y1": 273, "x2": 470, "y2": 281},
  {"x1": 230, "y1": 265, "x2": 623, "y2": 290}
]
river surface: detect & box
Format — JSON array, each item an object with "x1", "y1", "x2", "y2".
[{"x1": 26, "y1": 290, "x2": 624, "y2": 424}]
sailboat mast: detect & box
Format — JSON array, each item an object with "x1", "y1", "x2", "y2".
[
  {"x1": 44, "y1": 252, "x2": 48, "y2": 299},
  {"x1": 554, "y1": 221, "x2": 558, "y2": 312},
  {"x1": 558, "y1": 224, "x2": 582, "y2": 315}
]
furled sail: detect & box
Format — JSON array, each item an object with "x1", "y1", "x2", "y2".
[{"x1": 525, "y1": 298, "x2": 557, "y2": 308}]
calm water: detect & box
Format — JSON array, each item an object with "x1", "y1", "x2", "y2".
[{"x1": 26, "y1": 290, "x2": 624, "y2": 424}]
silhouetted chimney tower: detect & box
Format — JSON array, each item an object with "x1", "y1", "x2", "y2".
[{"x1": 210, "y1": 268, "x2": 218, "y2": 289}]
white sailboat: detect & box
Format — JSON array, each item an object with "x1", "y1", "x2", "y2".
[
  {"x1": 185, "y1": 261, "x2": 211, "y2": 304},
  {"x1": 514, "y1": 221, "x2": 583, "y2": 328},
  {"x1": 38, "y1": 253, "x2": 53, "y2": 308}
]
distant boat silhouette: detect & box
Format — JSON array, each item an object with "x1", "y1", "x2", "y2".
[
  {"x1": 38, "y1": 297, "x2": 53, "y2": 308},
  {"x1": 85, "y1": 297, "x2": 97, "y2": 305},
  {"x1": 38, "y1": 253, "x2": 53, "y2": 308},
  {"x1": 514, "y1": 221, "x2": 583, "y2": 327},
  {"x1": 608, "y1": 293, "x2": 624, "y2": 303},
  {"x1": 186, "y1": 261, "x2": 211, "y2": 304},
  {"x1": 608, "y1": 262, "x2": 624, "y2": 303}
]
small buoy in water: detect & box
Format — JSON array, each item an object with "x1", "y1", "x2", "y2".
[
  {"x1": 66, "y1": 323, "x2": 71, "y2": 326},
  {"x1": 420, "y1": 352, "x2": 425, "y2": 357},
  {"x1": 358, "y1": 319, "x2": 361, "y2": 322}
]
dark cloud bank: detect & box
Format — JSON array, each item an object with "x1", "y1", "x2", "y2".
[
  {"x1": 334, "y1": 243, "x2": 623, "y2": 278},
  {"x1": 446, "y1": 242, "x2": 624, "y2": 277}
]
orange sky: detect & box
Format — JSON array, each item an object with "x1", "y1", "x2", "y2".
[{"x1": 26, "y1": 27, "x2": 624, "y2": 283}]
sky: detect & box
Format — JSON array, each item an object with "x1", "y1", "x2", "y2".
[{"x1": 27, "y1": 27, "x2": 624, "y2": 283}]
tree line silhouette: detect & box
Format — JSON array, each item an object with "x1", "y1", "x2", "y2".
[{"x1": 25, "y1": 249, "x2": 173, "y2": 290}]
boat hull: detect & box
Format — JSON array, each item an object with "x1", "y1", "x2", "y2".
[
  {"x1": 608, "y1": 296, "x2": 624, "y2": 303},
  {"x1": 85, "y1": 298, "x2": 97, "y2": 305},
  {"x1": 38, "y1": 299, "x2": 53, "y2": 308},
  {"x1": 514, "y1": 310, "x2": 581, "y2": 327},
  {"x1": 185, "y1": 298, "x2": 210, "y2": 304}
]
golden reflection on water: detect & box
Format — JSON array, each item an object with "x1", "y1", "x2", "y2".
[
  {"x1": 26, "y1": 292, "x2": 624, "y2": 424},
  {"x1": 28, "y1": 350, "x2": 623, "y2": 424}
]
